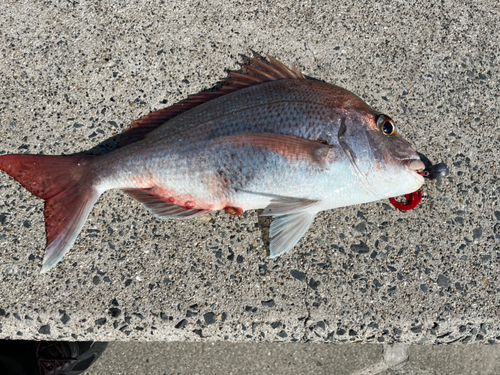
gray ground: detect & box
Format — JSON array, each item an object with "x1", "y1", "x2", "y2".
[
  {"x1": 82, "y1": 342, "x2": 500, "y2": 375},
  {"x1": 0, "y1": 0, "x2": 499, "y2": 353}
]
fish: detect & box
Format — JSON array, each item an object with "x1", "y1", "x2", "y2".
[{"x1": 0, "y1": 55, "x2": 425, "y2": 273}]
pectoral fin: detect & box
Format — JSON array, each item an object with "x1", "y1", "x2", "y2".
[{"x1": 214, "y1": 133, "x2": 336, "y2": 167}]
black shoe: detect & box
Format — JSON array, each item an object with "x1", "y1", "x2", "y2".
[{"x1": 36, "y1": 341, "x2": 108, "y2": 375}]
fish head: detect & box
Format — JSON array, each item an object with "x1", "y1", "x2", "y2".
[{"x1": 338, "y1": 111, "x2": 425, "y2": 199}]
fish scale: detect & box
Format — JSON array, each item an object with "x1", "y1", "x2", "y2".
[
  {"x1": 96, "y1": 80, "x2": 346, "y2": 202},
  {"x1": 0, "y1": 56, "x2": 425, "y2": 272},
  {"x1": 141, "y1": 80, "x2": 342, "y2": 142}
]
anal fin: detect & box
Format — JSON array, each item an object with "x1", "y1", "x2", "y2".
[{"x1": 123, "y1": 189, "x2": 209, "y2": 220}]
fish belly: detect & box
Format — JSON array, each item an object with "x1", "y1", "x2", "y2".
[{"x1": 230, "y1": 153, "x2": 381, "y2": 213}]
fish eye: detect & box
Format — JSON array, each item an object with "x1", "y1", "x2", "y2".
[
  {"x1": 382, "y1": 121, "x2": 395, "y2": 136},
  {"x1": 377, "y1": 115, "x2": 396, "y2": 136}
]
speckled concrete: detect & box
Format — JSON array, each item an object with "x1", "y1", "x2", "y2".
[{"x1": 0, "y1": 0, "x2": 499, "y2": 343}]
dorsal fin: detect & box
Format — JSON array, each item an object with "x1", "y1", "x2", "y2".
[{"x1": 117, "y1": 55, "x2": 305, "y2": 148}]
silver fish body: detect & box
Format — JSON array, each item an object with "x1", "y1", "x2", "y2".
[
  {"x1": 98, "y1": 79, "x2": 422, "y2": 209},
  {"x1": 0, "y1": 57, "x2": 424, "y2": 272}
]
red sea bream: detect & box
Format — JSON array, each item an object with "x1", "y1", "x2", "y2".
[{"x1": 0, "y1": 56, "x2": 425, "y2": 273}]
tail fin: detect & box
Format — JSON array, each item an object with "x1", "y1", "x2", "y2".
[{"x1": 0, "y1": 154, "x2": 100, "y2": 273}]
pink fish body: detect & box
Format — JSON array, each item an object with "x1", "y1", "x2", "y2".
[{"x1": 0, "y1": 56, "x2": 424, "y2": 273}]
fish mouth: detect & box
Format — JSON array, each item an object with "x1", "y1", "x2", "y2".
[{"x1": 404, "y1": 159, "x2": 425, "y2": 185}]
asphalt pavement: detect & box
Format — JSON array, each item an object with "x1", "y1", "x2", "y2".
[{"x1": 82, "y1": 342, "x2": 500, "y2": 375}]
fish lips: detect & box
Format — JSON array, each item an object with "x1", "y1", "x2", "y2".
[{"x1": 404, "y1": 158, "x2": 426, "y2": 186}]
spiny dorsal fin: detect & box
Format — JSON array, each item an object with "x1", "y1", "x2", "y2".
[{"x1": 117, "y1": 55, "x2": 305, "y2": 148}]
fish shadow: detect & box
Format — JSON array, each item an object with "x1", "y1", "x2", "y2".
[{"x1": 256, "y1": 210, "x2": 272, "y2": 257}]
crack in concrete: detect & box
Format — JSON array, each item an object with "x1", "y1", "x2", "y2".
[{"x1": 300, "y1": 262, "x2": 312, "y2": 343}]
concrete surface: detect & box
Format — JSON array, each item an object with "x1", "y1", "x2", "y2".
[
  {"x1": 0, "y1": 0, "x2": 499, "y2": 343},
  {"x1": 81, "y1": 342, "x2": 500, "y2": 375}
]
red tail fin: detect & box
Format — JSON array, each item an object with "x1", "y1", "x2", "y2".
[{"x1": 0, "y1": 154, "x2": 100, "y2": 273}]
